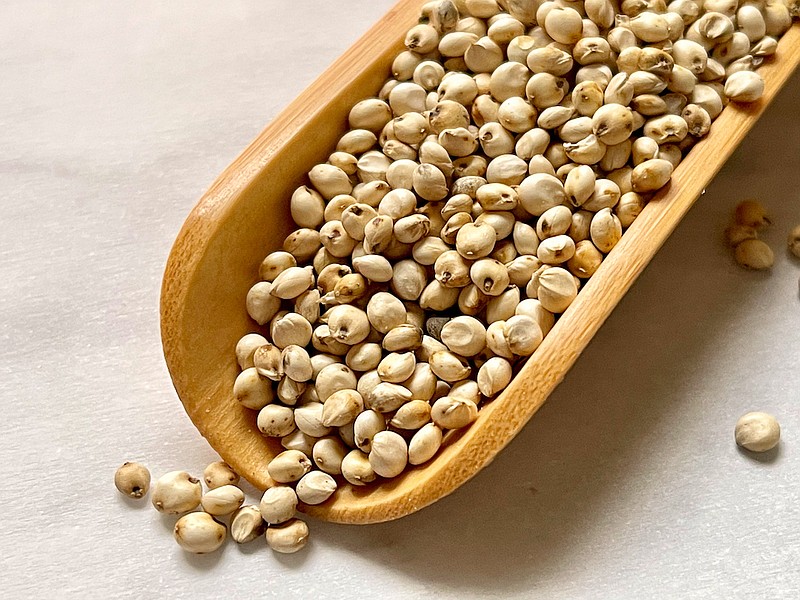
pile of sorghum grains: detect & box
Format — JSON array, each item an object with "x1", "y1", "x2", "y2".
[
  {"x1": 115, "y1": 461, "x2": 311, "y2": 553},
  {"x1": 121, "y1": 1, "x2": 799, "y2": 556}
]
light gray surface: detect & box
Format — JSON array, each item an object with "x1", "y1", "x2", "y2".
[{"x1": 1, "y1": 2, "x2": 799, "y2": 598}]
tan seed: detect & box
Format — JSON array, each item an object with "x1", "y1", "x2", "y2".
[
  {"x1": 734, "y1": 239, "x2": 774, "y2": 270},
  {"x1": 431, "y1": 396, "x2": 479, "y2": 429},
  {"x1": 735, "y1": 412, "x2": 780, "y2": 452}
]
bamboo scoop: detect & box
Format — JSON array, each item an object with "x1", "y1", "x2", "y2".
[{"x1": 160, "y1": 0, "x2": 800, "y2": 524}]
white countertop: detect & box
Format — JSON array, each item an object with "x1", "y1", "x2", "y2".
[{"x1": 2, "y1": 2, "x2": 799, "y2": 598}]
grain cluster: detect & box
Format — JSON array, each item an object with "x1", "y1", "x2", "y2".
[{"x1": 235, "y1": 0, "x2": 798, "y2": 510}]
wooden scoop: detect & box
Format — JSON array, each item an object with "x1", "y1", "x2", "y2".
[{"x1": 160, "y1": 0, "x2": 800, "y2": 524}]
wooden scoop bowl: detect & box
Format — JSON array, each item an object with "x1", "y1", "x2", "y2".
[{"x1": 160, "y1": 0, "x2": 800, "y2": 524}]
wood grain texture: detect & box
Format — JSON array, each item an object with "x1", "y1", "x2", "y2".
[{"x1": 161, "y1": 6, "x2": 800, "y2": 525}]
